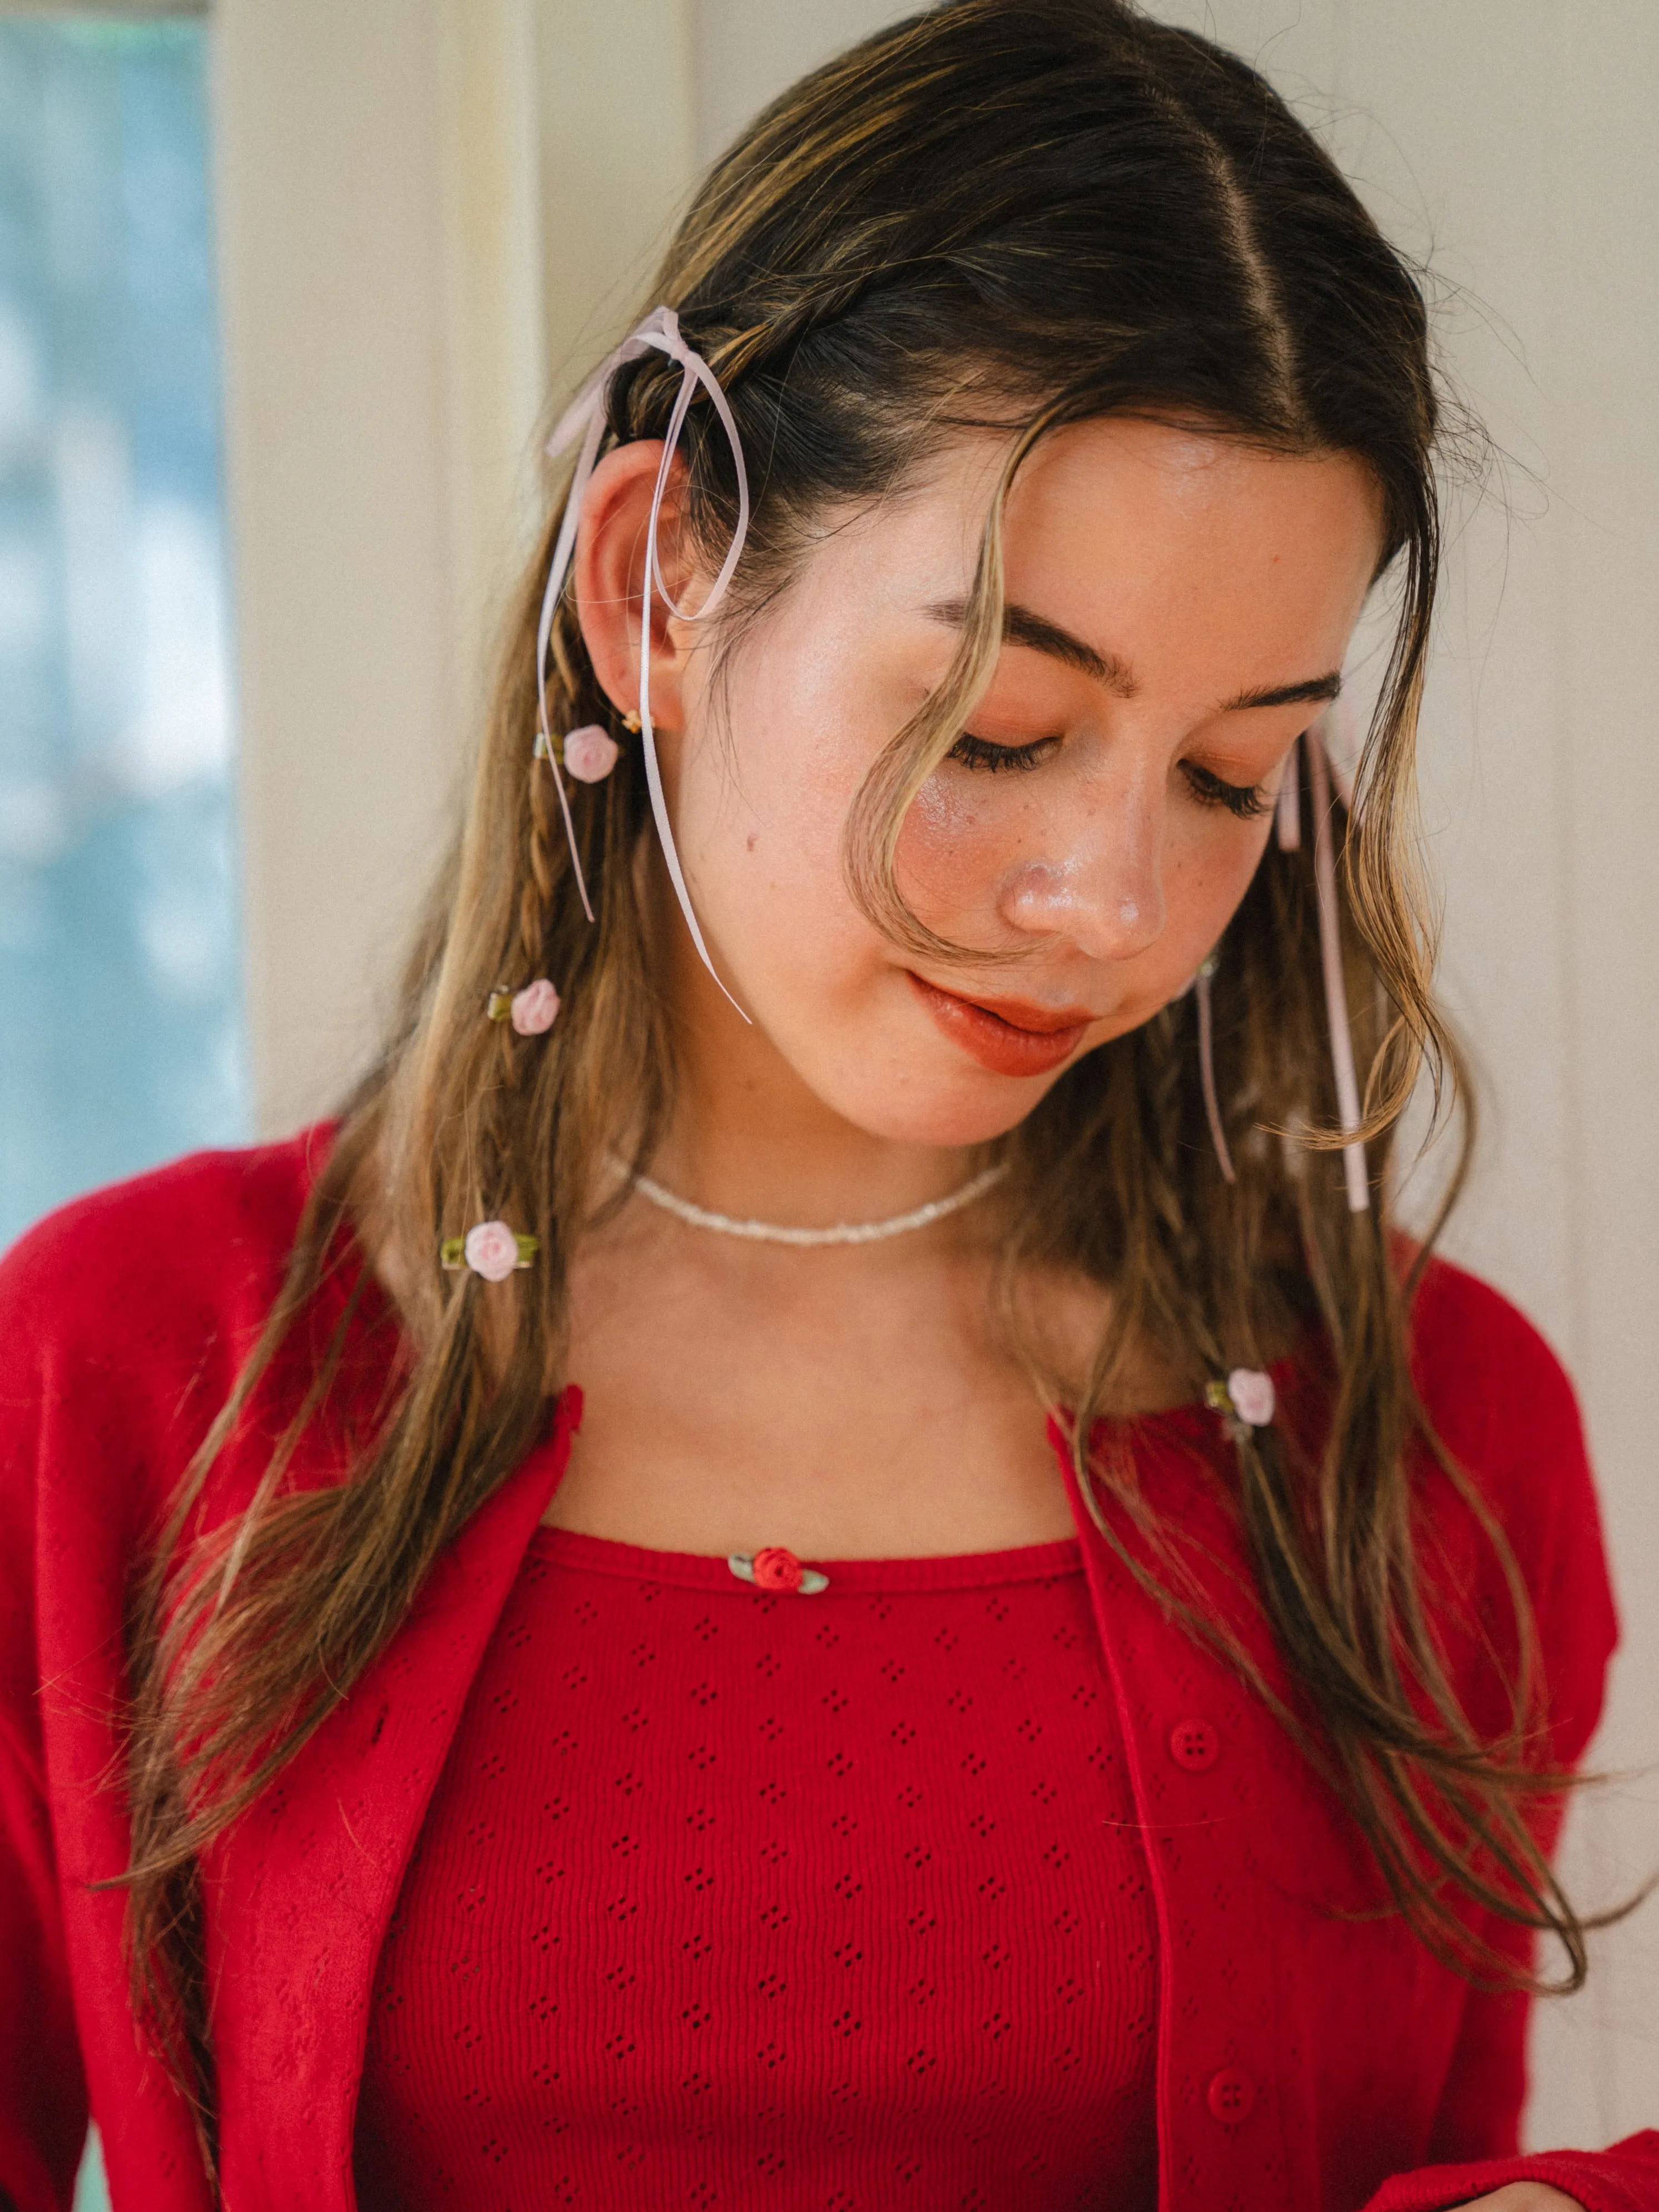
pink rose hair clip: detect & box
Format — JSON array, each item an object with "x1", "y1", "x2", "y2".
[
  {"x1": 1206, "y1": 1366, "x2": 1276, "y2": 1442},
  {"x1": 486, "y1": 979, "x2": 561, "y2": 1035},
  {"x1": 532, "y1": 723, "x2": 621, "y2": 784},
  {"x1": 440, "y1": 1221, "x2": 539, "y2": 1281}
]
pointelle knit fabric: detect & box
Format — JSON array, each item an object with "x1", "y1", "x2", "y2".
[{"x1": 354, "y1": 1530, "x2": 1159, "y2": 2208}]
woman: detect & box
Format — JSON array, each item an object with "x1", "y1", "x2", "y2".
[{"x1": 1, "y1": 2, "x2": 1653, "y2": 2206}]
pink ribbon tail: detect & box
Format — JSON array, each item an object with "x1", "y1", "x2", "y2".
[
  {"x1": 1308, "y1": 724, "x2": 1370, "y2": 1213},
  {"x1": 1275, "y1": 733, "x2": 1301, "y2": 852},
  {"x1": 1195, "y1": 963, "x2": 1236, "y2": 1184}
]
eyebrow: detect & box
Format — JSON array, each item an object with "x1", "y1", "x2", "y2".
[
  {"x1": 1221, "y1": 672, "x2": 1343, "y2": 711},
  {"x1": 925, "y1": 596, "x2": 1342, "y2": 714},
  {"x1": 927, "y1": 597, "x2": 1133, "y2": 689}
]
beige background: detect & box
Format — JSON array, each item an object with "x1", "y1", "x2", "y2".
[{"x1": 212, "y1": 0, "x2": 1657, "y2": 2144}]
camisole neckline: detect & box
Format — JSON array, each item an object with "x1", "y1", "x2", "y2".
[{"x1": 527, "y1": 1522, "x2": 1083, "y2": 1594}]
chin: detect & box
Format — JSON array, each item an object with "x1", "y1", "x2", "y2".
[{"x1": 801, "y1": 1046, "x2": 1079, "y2": 1151}]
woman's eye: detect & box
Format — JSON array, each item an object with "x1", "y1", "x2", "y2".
[
  {"x1": 948, "y1": 731, "x2": 1060, "y2": 774},
  {"x1": 1182, "y1": 761, "x2": 1269, "y2": 820}
]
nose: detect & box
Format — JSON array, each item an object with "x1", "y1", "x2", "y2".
[{"x1": 996, "y1": 778, "x2": 1167, "y2": 962}]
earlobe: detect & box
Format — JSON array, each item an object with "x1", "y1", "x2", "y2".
[{"x1": 572, "y1": 441, "x2": 696, "y2": 729}]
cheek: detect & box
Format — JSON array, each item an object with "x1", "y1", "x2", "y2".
[
  {"x1": 1086, "y1": 824, "x2": 1270, "y2": 1045},
  {"x1": 675, "y1": 640, "x2": 910, "y2": 979},
  {"x1": 893, "y1": 773, "x2": 1022, "y2": 924},
  {"x1": 1180, "y1": 808, "x2": 1274, "y2": 901},
  {"x1": 1159, "y1": 813, "x2": 1276, "y2": 963}
]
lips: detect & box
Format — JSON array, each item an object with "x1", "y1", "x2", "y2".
[{"x1": 905, "y1": 972, "x2": 1096, "y2": 1078}]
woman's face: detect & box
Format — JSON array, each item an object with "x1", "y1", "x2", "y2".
[{"x1": 579, "y1": 415, "x2": 1383, "y2": 1150}]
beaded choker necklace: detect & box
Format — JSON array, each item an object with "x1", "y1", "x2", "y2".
[{"x1": 609, "y1": 1156, "x2": 1008, "y2": 1249}]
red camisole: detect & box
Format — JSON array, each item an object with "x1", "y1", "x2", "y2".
[{"x1": 354, "y1": 1526, "x2": 1160, "y2": 2210}]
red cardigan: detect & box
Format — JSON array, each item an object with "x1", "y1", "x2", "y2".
[{"x1": 1, "y1": 1131, "x2": 1655, "y2": 2212}]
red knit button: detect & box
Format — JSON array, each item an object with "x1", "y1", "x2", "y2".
[
  {"x1": 750, "y1": 1546, "x2": 805, "y2": 1593},
  {"x1": 1168, "y1": 1717, "x2": 1220, "y2": 1771},
  {"x1": 1206, "y1": 2068, "x2": 1256, "y2": 2124}
]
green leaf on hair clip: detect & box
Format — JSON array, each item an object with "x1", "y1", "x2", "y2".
[{"x1": 440, "y1": 1224, "x2": 541, "y2": 1280}]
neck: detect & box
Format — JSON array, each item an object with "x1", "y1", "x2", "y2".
[
  {"x1": 645, "y1": 908, "x2": 986, "y2": 1233},
  {"x1": 648, "y1": 1070, "x2": 986, "y2": 1230}
]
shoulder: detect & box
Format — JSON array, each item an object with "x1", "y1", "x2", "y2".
[
  {"x1": 2, "y1": 1121, "x2": 330, "y2": 1285},
  {"x1": 1407, "y1": 1254, "x2": 1593, "y2": 1542},
  {"x1": 0, "y1": 1126, "x2": 339, "y2": 1526},
  {"x1": 1406, "y1": 1254, "x2": 1616, "y2": 1763},
  {"x1": 1408, "y1": 1255, "x2": 1586, "y2": 1481},
  {"x1": 0, "y1": 1124, "x2": 334, "y2": 1372}
]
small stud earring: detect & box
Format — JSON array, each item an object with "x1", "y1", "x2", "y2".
[{"x1": 622, "y1": 710, "x2": 642, "y2": 734}]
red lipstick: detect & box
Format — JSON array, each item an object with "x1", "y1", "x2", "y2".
[{"x1": 906, "y1": 972, "x2": 1095, "y2": 1078}]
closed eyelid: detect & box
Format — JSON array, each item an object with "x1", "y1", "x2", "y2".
[
  {"x1": 1182, "y1": 760, "x2": 1270, "y2": 819},
  {"x1": 949, "y1": 731, "x2": 1061, "y2": 773}
]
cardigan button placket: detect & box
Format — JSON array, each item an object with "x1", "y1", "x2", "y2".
[
  {"x1": 1167, "y1": 1716, "x2": 1220, "y2": 1771},
  {"x1": 1205, "y1": 2067, "x2": 1257, "y2": 2124}
]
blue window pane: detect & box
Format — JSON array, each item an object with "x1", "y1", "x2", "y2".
[
  {"x1": 73, "y1": 2122, "x2": 107, "y2": 2212},
  {"x1": 0, "y1": 17, "x2": 247, "y2": 1251}
]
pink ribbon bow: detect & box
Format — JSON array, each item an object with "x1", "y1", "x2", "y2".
[{"x1": 535, "y1": 306, "x2": 751, "y2": 1017}]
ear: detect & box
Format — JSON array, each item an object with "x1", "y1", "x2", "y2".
[{"x1": 572, "y1": 441, "x2": 706, "y2": 730}]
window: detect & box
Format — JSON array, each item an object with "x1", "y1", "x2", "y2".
[{"x1": 0, "y1": 12, "x2": 246, "y2": 1254}]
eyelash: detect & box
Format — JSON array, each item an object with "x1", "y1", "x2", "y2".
[
  {"x1": 949, "y1": 731, "x2": 1058, "y2": 774},
  {"x1": 949, "y1": 731, "x2": 1270, "y2": 819},
  {"x1": 1181, "y1": 762, "x2": 1270, "y2": 820}
]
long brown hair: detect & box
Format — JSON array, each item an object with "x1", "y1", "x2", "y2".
[{"x1": 116, "y1": 0, "x2": 1593, "y2": 2165}]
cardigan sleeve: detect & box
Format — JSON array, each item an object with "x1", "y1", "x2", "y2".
[
  {"x1": 0, "y1": 1233, "x2": 92, "y2": 2211},
  {"x1": 1361, "y1": 1264, "x2": 1655, "y2": 2209},
  {"x1": 0, "y1": 1134, "x2": 331, "y2": 2212},
  {"x1": 0, "y1": 1715, "x2": 87, "y2": 2212},
  {"x1": 1361, "y1": 2135, "x2": 1659, "y2": 2211}
]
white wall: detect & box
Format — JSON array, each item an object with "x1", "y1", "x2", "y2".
[
  {"x1": 216, "y1": 0, "x2": 1657, "y2": 2148},
  {"x1": 538, "y1": 0, "x2": 696, "y2": 390},
  {"x1": 214, "y1": 0, "x2": 700, "y2": 1135},
  {"x1": 692, "y1": 0, "x2": 896, "y2": 162},
  {"x1": 213, "y1": 0, "x2": 549, "y2": 1132}
]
